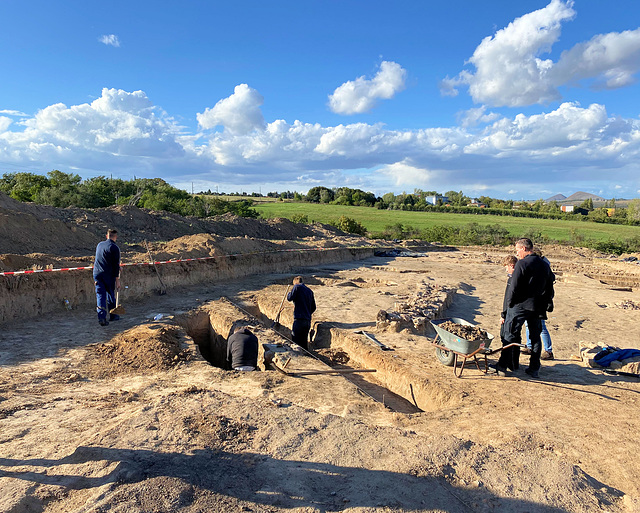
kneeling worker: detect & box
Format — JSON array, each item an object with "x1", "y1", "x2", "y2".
[
  {"x1": 287, "y1": 276, "x2": 316, "y2": 350},
  {"x1": 226, "y1": 326, "x2": 259, "y2": 371}
]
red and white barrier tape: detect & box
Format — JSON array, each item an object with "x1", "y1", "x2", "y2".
[{"x1": 0, "y1": 246, "x2": 372, "y2": 277}]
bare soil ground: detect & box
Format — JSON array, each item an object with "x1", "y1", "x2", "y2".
[{"x1": 1, "y1": 198, "x2": 640, "y2": 512}]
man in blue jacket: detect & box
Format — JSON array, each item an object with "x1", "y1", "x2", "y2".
[
  {"x1": 496, "y1": 238, "x2": 554, "y2": 378},
  {"x1": 93, "y1": 229, "x2": 121, "y2": 326},
  {"x1": 287, "y1": 276, "x2": 316, "y2": 350}
]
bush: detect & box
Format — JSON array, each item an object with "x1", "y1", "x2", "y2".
[
  {"x1": 291, "y1": 214, "x2": 309, "y2": 224},
  {"x1": 419, "y1": 223, "x2": 512, "y2": 246},
  {"x1": 330, "y1": 216, "x2": 367, "y2": 235}
]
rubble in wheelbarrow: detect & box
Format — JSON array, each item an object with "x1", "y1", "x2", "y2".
[
  {"x1": 439, "y1": 320, "x2": 489, "y2": 341},
  {"x1": 376, "y1": 281, "x2": 456, "y2": 333}
]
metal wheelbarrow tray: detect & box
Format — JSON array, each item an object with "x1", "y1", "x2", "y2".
[{"x1": 429, "y1": 317, "x2": 495, "y2": 378}]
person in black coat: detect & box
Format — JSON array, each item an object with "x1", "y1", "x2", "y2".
[
  {"x1": 226, "y1": 326, "x2": 259, "y2": 371},
  {"x1": 287, "y1": 276, "x2": 316, "y2": 350},
  {"x1": 496, "y1": 238, "x2": 554, "y2": 378}
]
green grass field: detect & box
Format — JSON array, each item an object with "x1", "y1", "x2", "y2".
[{"x1": 255, "y1": 202, "x2": 640, "y2": 243}]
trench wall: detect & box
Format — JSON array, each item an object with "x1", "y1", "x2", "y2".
[
  {"x1": 315, "y1": 325, "x2": 458, "y2": 412},
  {"x1": 0, "y1": 247, "x2": 377, "y2": 325}
]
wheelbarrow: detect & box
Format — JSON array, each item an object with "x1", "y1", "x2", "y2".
[{"x1": 430, "y1": 317, "x2": 523, "y2": 378}]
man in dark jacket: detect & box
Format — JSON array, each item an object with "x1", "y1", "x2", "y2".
[
  {"x1": 287, "y1": 276, "x2": 316, "y2": 350},
  {"x1": 93, "y1": 229, "x2": 121, "y2": 326},
  {"x1": 226, "y1": 326, "x2": 259, "y2": 371},
  {"x1": 496, "y1": 238, "x2": 554, "y2": 378}
]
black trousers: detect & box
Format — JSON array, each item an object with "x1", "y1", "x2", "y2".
[
  {"x1": 292, "y1": 319, "x2": 311, "y2": 350},
  {"x1": 499, "y1": 306, "x2": 542, "y2": 372}
]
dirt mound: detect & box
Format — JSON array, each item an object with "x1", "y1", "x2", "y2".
[
  {"x1": 0, "y1": 192, "x2": 356, "y2": 259},
  {"x1": 0, "y1": 204, "x2": 98, "y2": 256},
  {"x1": 87, "y1": 324, "x2": 192, "y2": 377}
]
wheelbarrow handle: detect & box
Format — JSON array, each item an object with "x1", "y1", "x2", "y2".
[{"x1": 484, "y1": 343, "x2": 526, "y2": 355}]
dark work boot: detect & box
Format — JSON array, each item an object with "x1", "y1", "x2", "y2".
[{"x1": 524, "y1": 367, "x2": 539, "y2": 379}]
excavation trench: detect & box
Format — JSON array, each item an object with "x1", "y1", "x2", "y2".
[
  {"x1": 245, "y1": 292, "x2": 459, "y2": 413},
  {"x1": 176, "y1": 298, "x2": 266, "y2": 370},
  {"x1": 173, "y1": 298, "x2": 421, "y2": 414},
  {"x1": 176, "y1": 278, "x2": 459, "y2": 415}
]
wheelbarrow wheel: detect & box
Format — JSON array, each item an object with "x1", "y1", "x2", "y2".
[{"x1": 435, "y1": 347, "x2": 455, "y2": 367}]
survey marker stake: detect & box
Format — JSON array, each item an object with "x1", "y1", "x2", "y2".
[{"x1": 144, "y1": 240, "x2": 167, "y2": 295}]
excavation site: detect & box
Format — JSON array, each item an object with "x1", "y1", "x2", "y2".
[{"x1": 1, "y1": 192, "x2": 640, "y2": 513}]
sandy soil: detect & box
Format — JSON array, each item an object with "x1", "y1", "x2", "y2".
[{"x1": 2, "y1": 241, "x2": 640, "y2": 512}]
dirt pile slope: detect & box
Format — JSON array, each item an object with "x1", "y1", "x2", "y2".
[
  {"x1": 86, "y1": 324, "x2": 192, "y2": 377},
  {"x1": 0, "y1": 192, "x2": 360, "y2": 259}
]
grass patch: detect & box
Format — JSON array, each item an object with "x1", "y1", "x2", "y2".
[{"x1": 255, "y1": 202, "x2": 640, "y2": 247}]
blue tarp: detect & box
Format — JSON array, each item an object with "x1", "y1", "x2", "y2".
[{"x1": 595, "y1": 349, "x2": 640, "y2": 368}]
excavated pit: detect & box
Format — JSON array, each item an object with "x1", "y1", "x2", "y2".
[
  {"x1": 176, "y1": 299, "x2": 261, "y2": 369},
  {"x1": 240, "y1": 274, "x2": 461, "y2": 413}
]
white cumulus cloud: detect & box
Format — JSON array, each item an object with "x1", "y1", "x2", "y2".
[
  {"x1": 0, "y1": 88, "x2": 184, "y2": 172},
  {"x1": 553, "y1": 28, "x2": 640, "y2": 89},
  {"x1": 441, "y1": 0, "x2": 640, "y2": 107},
  {"x1": 197, "y1": 84, "x2": 265, "y2": 135},
  {"x1": 329, "y1": 61, "x2": 407, "y2": 115},
  {"x1": 1, "y1": 87, "x2": 639, "y2": 195},
  {"x1": 0, "y1": 109, "x2": 28, "y2": 117},
  {"x1": 0, "y1": 117, "x2": 12, "y2": 132},
  {"x1": 380, "y1": 160, "x2": 435, "y2": 187},
  {"x1": 458, "y1": 106, "x2": 501, "y2": 128},
  {"x1": 99, "y1": 34, "x2": 121, "y2": 47}
]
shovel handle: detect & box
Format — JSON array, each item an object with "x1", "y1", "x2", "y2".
[{"x1": 275, "y1": 285, "x2": 291, "y2": 320}]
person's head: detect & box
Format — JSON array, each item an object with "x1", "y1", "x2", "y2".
[
  {"x1": 503, "y1": 255, "x2": 517, "y2": 274},
  {"x1": 106, "y1": 229, "x2": 118, "y2": 242},
  {"x1": 293, "y1": 276, "x2": 303, "y2": 285},
  {"x1": 515, "y1": 238, "x2": 533, "y2": 259}
]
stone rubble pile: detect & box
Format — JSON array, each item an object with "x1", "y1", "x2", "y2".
[{"x1": 376, "y1": 282, "x2": 456, "y2": 333}]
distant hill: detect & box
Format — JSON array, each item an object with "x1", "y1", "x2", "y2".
[
  {"x1": 546, "y1": 194, "x2": 567, "y2": 202},
  {"x1": 564, "y1": 191, "x2": 605, "y2": 202}
]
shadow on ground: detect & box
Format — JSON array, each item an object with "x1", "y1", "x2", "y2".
[{"x1": 0, "y1": 446, "x2": 589, "y2": 513}]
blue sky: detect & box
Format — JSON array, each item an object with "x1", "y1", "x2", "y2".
[{"x1": 1, "y1": 0, "x2": 639, "y2": 199}]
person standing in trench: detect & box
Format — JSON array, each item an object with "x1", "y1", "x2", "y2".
[{"x1": 287, "y1": 276, "x2": 316, "y2": 350}]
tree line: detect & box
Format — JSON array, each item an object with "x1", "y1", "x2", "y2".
[
  {"x1": 0, "y1": 171, "x2": 258, "y2": 218},
  {"x1": 3, "y1": 171, "x2": 640, "y2": 226}
]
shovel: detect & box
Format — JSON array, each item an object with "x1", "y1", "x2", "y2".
[
  {"x1": 272, "y1": 285, "x2": 291, "y2": 328},
  {"x1": 354, "y1": 330, "x2": 392, "y2": 351},
  {"x1": 110, "y1": 290, "x2": 126, "y2": 315}
]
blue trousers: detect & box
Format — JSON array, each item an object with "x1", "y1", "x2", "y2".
[
  {"x1": 95, "y1": 279, "x2": 116, "y2": 321},
  {"x1": 499, "y1": 306, "x2": 543, "y2": 372},
  {"x1": 525, "y1": 319, "x2": 552, "y2": 352}
]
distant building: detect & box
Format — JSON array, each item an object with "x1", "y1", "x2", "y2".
[
  {"x1": 468, "y1": 198, "x2": 486, "y2": 208},
  {"x1": 607, "y1": 208, "x2": 616, "y2": 217},
  {"x1": 425, "y1": 195, "x2": 449, "y2": 206},
  {"x1": 561, "y1": 205, "x2": 574, "y2": 213}
]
